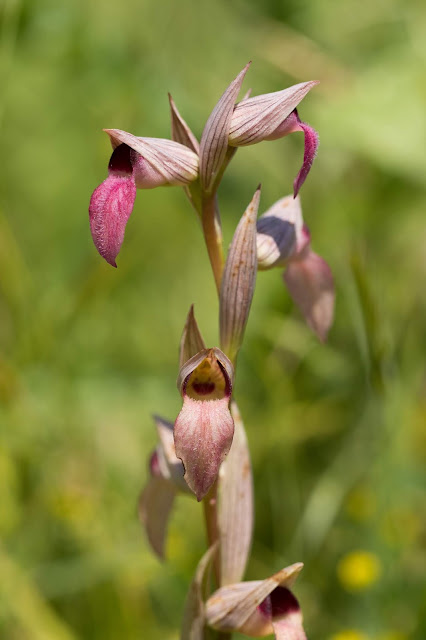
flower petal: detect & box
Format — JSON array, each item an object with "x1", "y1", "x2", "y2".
[
  {"x1": 174, "y1": 396, "x2": 234, "y2": 501},
  {"x1": 138, "y1": 467, "x2": 176, "y2": 559},
  {"x1": 284, "y1": 248, "x2": 335, "y2": 342},
  {"x1": 257, "y1": 587, "x2": 307, "y2": 640},
  {"x1": 89, "y1": 174, "x2": 136, "y2": 267},
  {"x1": 169, "y1": 94, "x2": 200, "y2": 154},
  {"x1": 229, "y1": 81, "x2": 317, "y2": 146},
  {"x1": 199, "y1": 63, "x2": 250, "y2": 192},
  {"x1": 256, "y1": 195, "x2": 302, "y2": 270},
  {"x1": 265, "y1": 109, "x2": 319, "y2": 197},
  {"x1": 291, "y1": 114, "x2": 319, "y2": 198},
  {"x1": 219, "y1": 186, "x2": 260, "y2": 362},
  {"x1": 218, "y1": 401, "x2": 254, "y2": 586},
  {"x1": 179, "y1": 305, "x2": 207, "y2": 369},
  {"x1": 272, "y1": 606, "x2": 307, "y2": 640},
  {"x1": 104, "y1": 129, "x2": 199, "y2": 185},
  {"x1": 206, "y1": 563, "x2": 303, "y2": 633},
  {"x1": 153, "y1": 415, "x2": 189, "y2": 493}
]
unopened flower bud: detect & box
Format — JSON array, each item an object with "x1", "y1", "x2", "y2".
[
  {"x1": 174, "y1": 348, "x2": 234, "y2": 501},
  {"x1": 220, "y1": 186, "x2": 260, "y2": 362},
  {"x1": 89, "y1": 129, "x2": 198, "y2": 266}
]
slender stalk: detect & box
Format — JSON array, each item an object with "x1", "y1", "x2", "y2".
[
  {"x1": 204, "y1": 468, "x2": 234, "y2": 640},
  {"x1": 203, "y1": 480, "x2": 221, "y2": 581},
  {"x1": 201, "y1": 193, "x2": 225, "y2": 295},
  {"x1": 200, "y1": 190, "x2": 223, "y2": 572}
]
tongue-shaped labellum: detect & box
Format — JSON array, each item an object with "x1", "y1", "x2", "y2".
[
  {"x1": 89, "y1": 143, "x2": 137, "y2": 267},
  {"x1": 265, "y1": 109, "x2": 319, "y2": 198},
  {"x1": 174, "y1": 349, "x2": 234, "y2": 501}
]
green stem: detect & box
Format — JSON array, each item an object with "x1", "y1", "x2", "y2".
[
  {"x1": 203, "y1": 480, "x2": 221, "y2": 580},
  {"x1": 204, "y1": 482, "x2": 233, "y2": 640},
  {"x1": 201, "y1": 193, "x2": 224, "y2": 295}
]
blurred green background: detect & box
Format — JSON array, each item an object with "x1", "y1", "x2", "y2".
[{"x1": 0, "y1": 0, "x2": 425, "y2": 638}]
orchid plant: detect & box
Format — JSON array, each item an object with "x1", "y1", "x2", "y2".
[{"x1": 89, "y1": 63, "x2": 335, "y2": 640}]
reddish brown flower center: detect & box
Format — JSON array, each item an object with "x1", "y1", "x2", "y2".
[
  {"x1": 192, "y1": 382, "x2": 216, "y2": 395},
  {"x1": 258, "y1": 587, "x2": 300, "y2": 620},
  {"x1": 185, "y1": 352, "x2": 230, "y2": 401},
  {"x1": 108, "y1": 143, "x2": 133, "y2": 175}
]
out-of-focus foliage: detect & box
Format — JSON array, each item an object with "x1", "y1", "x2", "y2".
[{"x1": 0, "y1": 0, "x2": 425, "y2": 638}]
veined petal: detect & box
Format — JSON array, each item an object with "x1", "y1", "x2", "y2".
[
  {"x1": 218, "y1": 401, "x2": 254, "y2": 586},
  {"x1": 138, "y1": 459, "x2": 176, "y2": 559},
  {"x1": 256, "y1": 195, "x2": 302, "y2": 270},
  {"x1": 199, "y1": 63, "x2": 250, "y2": 192},
  {"x1": 139, "y1": 415, "x2": 192, "y2": 558},
  {"x1": 206, "y1": 563, "x2": 303, "y2": 634},
  {"x1": 89, "y1": 173, "x2": 136, "y2": 267},
  {"x1": 284, "y1": 248, "x2": 335, "y2": 342},
  {"x1": 153, "y1": 415, "x2": 189, "y2": 493},
  {"x1": 179, "y1": 305, "x2": 206, "y2": 369},
  {"x1": 174, "y1": 396, "x2": 234, "y2": 501},
  {"x1": 219, "y1": 187, "x2": 260, "y2": 362},
  {"x1": 169, "y1": 94, "x2": 200, "y2": 154},
  {"x1": 104, "y1": 129, "x2": 199, "y2": 186},
  {"x1": 229, "y1": 81, "x2": 317, "y2": 147}
]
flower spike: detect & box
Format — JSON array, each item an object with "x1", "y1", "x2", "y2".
[{"x1": 174, "y1": 348, "x2": 234, "y2": 501}]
